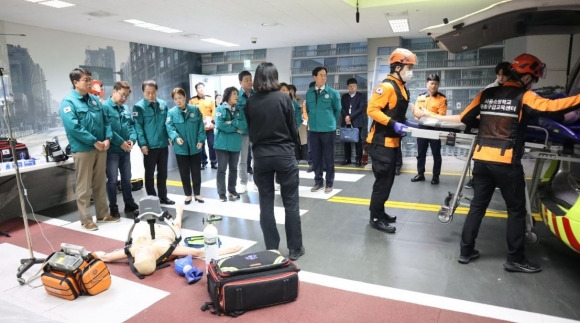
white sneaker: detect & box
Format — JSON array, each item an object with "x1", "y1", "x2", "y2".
[
  {"x1": 274, "y1": 183, "x2": 280, "y2": 191},
  {"x1": 237, "y1": 184, "x2": 247, "y2": 194}
]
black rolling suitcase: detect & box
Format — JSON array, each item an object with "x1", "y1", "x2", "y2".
[{"x1": 201, "y1": 250, "x2": 300, "y2": 317}]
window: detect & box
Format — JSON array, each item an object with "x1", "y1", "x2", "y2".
[
  {"x1": 226, "y1": 51, "x2": 240, "y2": 61},
  {"x1": 174, "y1": 51, "x2": 179, "y2": 61},
  {"x1": 325, "y1": 57, "x2": 337, "y2": 66},
  {"x1": 456, "y1": 50, "x2": 477, "y2": 62},
  {"x1": 317, "y1": 44, "x2": 332, "y2": 56},
  {"x1": 232, "y1": 62, "x2": 245, "y2": 73},
  {"x1": 377, "y1": 46, "x2": 396, "y2": 56},
  {"x1": 217, "y1": 64, "x2": 229, "y2": 73}
]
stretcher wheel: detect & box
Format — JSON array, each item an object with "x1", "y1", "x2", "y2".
[
  {"x1": 17, "y1": 277, "x2": 25, "y2": 285},
  {"x1": 438, "y1": 206, "x2": 453, "y2": 223},
  {"x1": 444, "y1": 194, "x2": 453, "y2": 207}
]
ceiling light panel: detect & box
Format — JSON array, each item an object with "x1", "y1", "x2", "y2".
[
  {"x1": 124, "y1": 19, "x2": 182, "y2": 34},
  {"x1": 200, "y1": 38, "x2": 239, "y2": 47},
  {"x1": 389, "y1": 19, "x2": 409, "y2": 32}
]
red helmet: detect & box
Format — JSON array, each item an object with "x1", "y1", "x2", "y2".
[
  {"x1": 389, "y1": 48, "x2": 417, "y2": 65},
  {"x1": 511, "y1": 54, "x2": 545, "y2": 79}
]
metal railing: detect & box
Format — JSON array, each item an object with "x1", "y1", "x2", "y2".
[
  {"x1": 201, "y1": 52, "x2": 267, "y2": 64},
  {"x1": 414, "y1": 57, "x2": 503, "y2": 69},
  {"x1": 292, "y1": 47, "x2": 367, "y2": 58},
  {"x1": 291, "y1": 64, "x2": 367, "y2": 75}
]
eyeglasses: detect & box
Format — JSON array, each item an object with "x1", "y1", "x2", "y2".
[
  {"x1": 118, "y1": 93, "x2": 129, "y2": 99},
  {"x1": 80, "y1": 77, "x2": 92, "y2": 83}
]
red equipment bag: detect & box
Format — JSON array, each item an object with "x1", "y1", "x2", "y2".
[{"x1": 0, "y1": 138, "x2": 29, "y2": 162}]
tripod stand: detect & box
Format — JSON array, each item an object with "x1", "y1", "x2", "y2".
[{"x1": 0, "y1": 67, "x2": 45, "y2": 284}]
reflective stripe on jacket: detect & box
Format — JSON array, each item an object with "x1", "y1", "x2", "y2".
[{"x1": 366, "y1": 75, "x2": 409, "y2": 148}]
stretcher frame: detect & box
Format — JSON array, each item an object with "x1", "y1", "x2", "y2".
[{"x1": 404, "y1": 124, "x2": 577, "y2": 244}]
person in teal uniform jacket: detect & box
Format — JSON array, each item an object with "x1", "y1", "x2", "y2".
[
  {"x1": 304, "y1": 66, "x2": 342, "y2": 193},
  {"x1": 214, "y1": 86, "x2": 246, "y2": 202},
  {"x1": 60, "y1": 67, "x2": 116, "y2": 231},
  {"x1": 102, "y1": 81, "x2": 139, "y2": 217},
  {"x1": 132, "y1": 80, "x2": 175, "y2": 205},
  {"x1": 236, "y1": 70, "x2": 254, "y2": 193},
  {"x1": 166, "y1": 87, "x2": 207, "y2": 205}
]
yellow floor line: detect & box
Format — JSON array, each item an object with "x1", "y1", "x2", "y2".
[
  {"x1": 164, "y1": 179, "x2": 541, "y2": 220},
  {"x1": 329, "y1": 196, "x2": 542, "y2": 221}
]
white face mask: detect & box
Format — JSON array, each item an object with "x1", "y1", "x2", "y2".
[{"x1": 402, "y1": 70, "x2": 413, "y2": 82}]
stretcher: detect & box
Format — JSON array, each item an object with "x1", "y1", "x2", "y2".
[
  {"x1": 403, "y1": 118, "x2": 476, "y2": 223},
  {"x1": 404, "y1": 117, "x2": 580, "y2": 253}
]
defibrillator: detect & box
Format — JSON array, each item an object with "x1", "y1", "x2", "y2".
[{"x1": 41, "y1": 243, "x2": 111, "y2": 300}]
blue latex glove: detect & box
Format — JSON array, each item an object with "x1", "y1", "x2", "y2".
[
  {"x1": 393, "y1": 122, "x2": 405, "y2": 135},
  {"x1": 184, "y1": 266, "x2": 203, "y2": 284},
  {"x1": 174, "y1": 255, "x2": 193, "y2": 276}
]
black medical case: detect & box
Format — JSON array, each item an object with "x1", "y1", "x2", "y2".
[{"x1": 202, "y1": 250, "x2": 300, "y2": 317}]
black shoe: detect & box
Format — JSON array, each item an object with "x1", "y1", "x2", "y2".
[
  {"x1": 219, "y1": 194, "x2": 227, "y2": 202},
  {"x1": 124, "y1": 202, "x2": 139, "y2": 213},
  {"x1": 228, "y1": 191, "x2": 240, "y2": 199},
  {"x1": 307, "y1": 165, "x2": 313, "y2": 173},
  {"x1": 431, "y1": 176, "x2": 440, "y2": 185},
  {"x1": 464, "y1": 179, "x2": 473, "y2": 189},
  {"x1": 201, "y1": 164, "x2": 207, "y2": 170},
  {"x1": 369, "y1": 219, "x2": 396, "y2": 234},
  {"x1": 503, "y1": 260, "x2": 542, "y2": 273},
  {"x1": 355, "y1": 161, "x2": 362, "y2": 167},
  {"x1": 211, "y1": 163, "x2": 218, "y2": 169},
  {"x1": 341, "y1": 160, "x2": 351, "y2": 165},
  {"x1": 184, "y1": 197, "x2": 192, "y2": 205},
  {"x1": 395, "y1": 169, "x2": 401, "y2": 176},
  {"x1": 411, "y1": 174, "x2": 425, "y2": 182},
  {"x1": 310, "y1": 184, "x2": 324, "y2": 192},
  {"x1": 288, "y1": 246, "x2": 305, "y2": 261},
  {"x1": 384, "y1": 213, "x2": 397, "y2": 223},
  {"x1": 110, "y1": 205, "x2": 120, "y2": 218},
  {"x1": 159, "y1": 197, "x2": 175, "y2": 205},
  {"x1": 458, "y1": 249, "x2": 480, "y2": 264},
  {"x1": 247, "y1": 168, "x2": 254, "y2": 175}
]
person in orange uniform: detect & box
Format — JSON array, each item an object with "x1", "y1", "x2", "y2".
[
  {"x1": 414, "y1": 53, "x2": 580, "y2": 273},
  {"x1": 189, "y1": 82, "x2": 217, "y2": 170},
  {"x1": 410, "y1": 74, "x2": 447, "y2": 185},
  {"x1": 366, "y1": 48, "x2": 417, "y2": 234}
]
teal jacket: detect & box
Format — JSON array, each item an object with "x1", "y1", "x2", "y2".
[
  {"x1": 60, "y1": 90, "x2": 112, "y2": 153},
  {"x1": 102, "y1": 97, "x2": 137, "y2": 154},
  {"x1": 133, "y1": 98, "x2": 169, "y2": 149},
  {"x1": 292, "y1": 100, "x2": 302, "y2": 131},
  {"x1": 305, "y1": 85, "x2": 341, "y2": 132},
  {"x1": 166, "y1": 104, "x2": 206, "y2": 156},
  {"x1": 235, "y1": 88, "x2": 253, "y2": 135},
  {"x1": 214, "y1": 103, "x2": 246, "y2": 152}
]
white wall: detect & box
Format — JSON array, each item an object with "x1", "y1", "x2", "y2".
[
  {"x1": 266, "y1": 47, "x2": 293, "y2": 83},
  {"x1": 505, "y1": 35, "x2": 580, "y2": 88}
]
